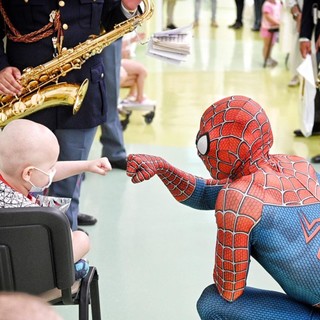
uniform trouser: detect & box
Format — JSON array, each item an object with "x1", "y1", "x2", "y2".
[
  {"x1": 194, "y1": 0, "x2": 217, "y2": 23},
  {"x1": 49, "y1": 127, "x2": 97, "y2": 230},
  {"x1": 253, "y1": 0, "x2": 264, "y2": 29},
  {"x1": 235, "y1": 0, "x2": 244, "y2": 24},
  {"x1": 197, "y1": 284, "x2": 320, "y2": 320},
  {"x1": 166, "y1": 0, "x2": 177, "y2": 25},
  {"x1": 100, "y1": 39, "x2": 126, "y2": 161}
]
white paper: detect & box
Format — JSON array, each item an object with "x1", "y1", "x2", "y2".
[
  {"x1": 297, "y1": 54, "x2": 317, "y2": 87},
  {"x1": 146, "y1": 24, "x2": 193, "y2": 64}
]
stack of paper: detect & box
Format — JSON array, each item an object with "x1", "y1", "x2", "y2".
[{"x1": 147, "y1": 24, "x2": 192, "y2": 64}]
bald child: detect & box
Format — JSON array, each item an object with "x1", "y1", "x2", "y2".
[{"x1": 0, "y1": 119, "x2": 112, "y2": 279}]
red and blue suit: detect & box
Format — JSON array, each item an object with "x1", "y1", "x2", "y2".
[{"x1": 127, "y1": 95, "x2": 320, "y2": 319}]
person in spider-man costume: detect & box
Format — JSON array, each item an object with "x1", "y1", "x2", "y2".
[{"x1": 127, "y1": 95, "x2": 320, "y2": 319}]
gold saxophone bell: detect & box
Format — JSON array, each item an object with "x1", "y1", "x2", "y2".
[
  {"x1": 0, "y1": 0, "x2": 154, "y2": 127},
  {"x1": 0, "y1": 80, "x2": 89, "y2": 127}
]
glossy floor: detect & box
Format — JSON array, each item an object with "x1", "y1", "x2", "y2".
[{"x1": 55, "y1": 1, "x2": 320, "y2": 319}]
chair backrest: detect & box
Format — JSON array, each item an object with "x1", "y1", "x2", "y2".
[{"x1": 0, "y1": 207, "x2": 75, "y2": 299}]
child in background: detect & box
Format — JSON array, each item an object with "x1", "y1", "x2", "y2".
[
  {"x1": 120, "y1": 32, "x2": 155, "y2": 106},
  {"x1": 0, "y1": 119, "x2": 112, "y2": 280},
  {"x1": 260, "y1": 0, "x2": 282, "y2": 67}
]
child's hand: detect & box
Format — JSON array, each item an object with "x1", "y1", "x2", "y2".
[{"x1": 87, "y1": 157, "x2": 112, "y2": 175}]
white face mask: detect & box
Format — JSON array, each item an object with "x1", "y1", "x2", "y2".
[{"x1": 28, "y1": 167, "x2": 56, "y2": 193}]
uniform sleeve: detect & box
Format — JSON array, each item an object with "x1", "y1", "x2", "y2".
[{"x1": 299, "y1": 0, "x2": 315, "y2": 40}]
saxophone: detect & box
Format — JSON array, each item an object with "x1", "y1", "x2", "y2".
[{"x1": 0, "y1": 0, "x2": 154, "y2": 127}]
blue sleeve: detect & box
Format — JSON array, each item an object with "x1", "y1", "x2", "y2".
[{"x1": 181, "y1": 178, "x2": 222, "y2": 210}]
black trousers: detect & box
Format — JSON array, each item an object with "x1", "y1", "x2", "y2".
[{"x1": 235, "y1": 0, "x2": 244, "y2": 24}]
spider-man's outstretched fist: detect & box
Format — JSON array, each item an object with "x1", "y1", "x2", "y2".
[
  {"x1": 126, "y1": 154, "x2": 167, "y2": 183},
  {"x1": 127, "y1": 153, "x2": 204, "y2": 202}
]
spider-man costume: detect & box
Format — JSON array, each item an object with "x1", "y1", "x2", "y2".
[{"x1": 127, "y1": 95, "x2": 320, "y2": 319}]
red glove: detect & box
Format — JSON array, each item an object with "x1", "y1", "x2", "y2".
[{"x1": 126, "y1": 154, "x2": 167, "y2": 183}]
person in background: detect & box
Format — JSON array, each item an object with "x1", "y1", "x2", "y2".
[
  {"x1": 119, "y1": 32, "x2": 153, "y2": 105},
  {"x1": 165, "y1": 0, "x2": 177, "y2": 29},
  {"x1": 0, "y1": 0, "x2": 142, "y2": 229},
  {"x1": 194, "y1": 0, "x2": 218, "y2": 28},
  {"x1": 100, "y1": 39, "x2": 128, "y2": 171},
  {"x1": 294, "y1": 0, "x2": 320, "y2": 142},
  {"x1": 0, "y1": 119, "x2": 112, "y2": 280},
  {"x1": 228, "y1": 0, "x2": 245, "y2": 29},
  {"x1": 287, "y1": 0, "x2": 303, "y2": 87},
  {"x1": 252, "y1": 0, "x2": 265, "y2": 31},
  {"x1": 260, "y1": 0, "x2": 282, "y2": 67}
]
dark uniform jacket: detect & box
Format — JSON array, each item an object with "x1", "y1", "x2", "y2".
[
  {"x1": 0, "y1": 0, "x2": 129, "y2": 130},
  {"x1": 300, "y1": 0, "x2": 320, "y2": 41}
]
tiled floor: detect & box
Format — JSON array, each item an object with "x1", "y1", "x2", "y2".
[{"x1": 55, "y1": 1, "x2": 320, "y2": 319}]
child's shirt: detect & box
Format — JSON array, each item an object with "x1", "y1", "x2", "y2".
[
  {"x1": 0, "y1": 175, "x2": 37, "y2": 208},
  {"x1": 261, "y1": 0, "x2": 282, "y2": 30}
]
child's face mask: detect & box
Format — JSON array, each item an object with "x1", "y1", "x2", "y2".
[{"x1": 28, "y1": 167, "x2": 56, "y2": 193}]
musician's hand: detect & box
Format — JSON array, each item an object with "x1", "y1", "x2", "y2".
[
  {"x1": 300, "y1": 40, "x2": 311, "y2": 59},
  {"x1": 0, "y1": 66, "x2": 22, "y2": 96},
  {"x1": 121, "y1": 0, "x2": 142, "y2": 11},
  {"x1": 87, "y1": 157, "x2": 112, "y2": 175}
]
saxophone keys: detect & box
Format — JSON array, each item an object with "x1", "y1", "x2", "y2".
[
  {"x1": 12, "y1": 101, "x2": 27, "y2": 114},
  {"x1": 31, "y1": 93, "x2": 45, "y2": 106},
  {"x1": 27, "y1": 80, "x2": 39, "y2": 90},
  {"x1": 39, "y1": 74, "x2": 49, "y2": 83},
  {"x1": 0, "y1": 112, "x2": 7, "y2": 123}
]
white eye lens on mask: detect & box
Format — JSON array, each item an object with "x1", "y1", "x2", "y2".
[
  {"x1": 196, "y1": 133, "x2": 210, "y2": 156},
  {"x1": 28, "y1": 167, "x2": 56, "y2": 193}
]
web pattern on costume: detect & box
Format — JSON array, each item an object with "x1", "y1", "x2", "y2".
[
  {"x1": 127, "y1": 95, "x2": 320, "y2": 308},
  {"x1": 196, "y1": 96, "x2": 320, "y2": 303},
  {"x1": 127, "y1": 154, "x2": 200, "y2": 202}
]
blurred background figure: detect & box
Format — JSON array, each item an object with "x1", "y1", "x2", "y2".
[
  {"x1": 164, "y1": 0, "x2": 177, "y2": 29},
  {"x1": 119, "y1": 32, "x2": 155, "y2": 105},
  {"x1": 252, "y1": 0, "x2": 265, "y2": 31},
  {"x1": 260, "y1": 0, "x2": 282, "y2": 67},
  {"x1": 287, "y1": 0, "x2": 303, "y2": 87},
  {"x1": 194, "y1": 0, "x2": 218, "y2": 28},
  {"x1": 228, "y1": 0, "x2": 245, "y2": 29}
]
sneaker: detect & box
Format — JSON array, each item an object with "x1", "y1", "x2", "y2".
[
  {"x1": 166, "y1": 23, "x2": 177, "y2": 30},
  {"x1": 74, "y1": 259, "x2": 89, "y2": 280},
  {"x1": 211, "y1": 21, "x2": 218, "y2": 28},
  {"x1": 266, "y1": 58, "x2": 278, "y2": 68},
  {"x1": 288, "y1": 75, "x2": 300, "y2": 87},
  {"x1": 228, "y1": 22, "x2": 243, "y2": 29}
]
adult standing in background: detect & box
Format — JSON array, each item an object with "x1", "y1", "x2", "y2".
[
  {"x1": 194, "y1": 0, "x2": 218, "y2": 27},
  {"x1": 286, "y1": 0, "x2": 303, "y2": 87},
  {"x1": 252, "y1": 0, "x2": 265, "y2": 31},
  {"x1": 298, "y1": 0, "x2": 320, "y2": 162},
  {"x1": 165, "y1": 0, "x2": 177, "y2": 29},
  {"x1": 100, "y1": 39, "x2": 128, "y2": 171},
  {"x1": 228, "y1": 0, "x2": 245, "y2": 29},
  {"x1": 0, "y1": 0, "x2": 142, "y2": 229}
]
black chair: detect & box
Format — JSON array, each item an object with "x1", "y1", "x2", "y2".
[{"x1": 0, "y1": 206, "x2": 101, "y2": 320}]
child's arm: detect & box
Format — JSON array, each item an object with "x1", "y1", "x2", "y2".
[
  {"x1": 53, "y1": 157, "x2": 112, "y2": 182},
  {"x1": 264, "y1": 12, "x2": 280, "y2": 28}
]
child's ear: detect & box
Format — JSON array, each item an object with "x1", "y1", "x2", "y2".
[{"x1": 22, "y1": 166, "x2": 33, "y2": 182}]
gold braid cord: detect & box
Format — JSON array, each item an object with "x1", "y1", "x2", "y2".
[{"x1": 0, "y1": 0, "x2": 61, "y2": 43}]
